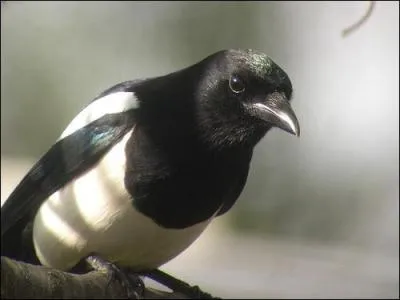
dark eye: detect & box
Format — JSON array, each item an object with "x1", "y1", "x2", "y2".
[{"x1": 229, "y1": 75, "x2": 246, "y2": 94}]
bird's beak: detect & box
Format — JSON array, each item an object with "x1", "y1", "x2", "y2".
[{"x1": 246, "y1": 92, "x2": 300, "y2": 137}]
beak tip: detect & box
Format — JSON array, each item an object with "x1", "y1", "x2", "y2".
[
  {"x1": 294, "y1": 127, "x2": 300, "y2": 137},
  {"x1": 287, "y1": 126, "x2": 300, "y2": 137},
  {"x1": 286, "y1": 119, "x2": 300, "y2": 138}
]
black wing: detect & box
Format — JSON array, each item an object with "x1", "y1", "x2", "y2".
[{"x1": 1, "y1": 111, "x2": 136, "y2": 237}]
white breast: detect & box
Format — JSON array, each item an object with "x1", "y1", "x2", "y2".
[{"x1": 32, "y1": 128, "x2": 216, "y2": 271}]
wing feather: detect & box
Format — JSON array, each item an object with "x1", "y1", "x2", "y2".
[{"x1": 1, "y1": 111, "x2": 136, "y2": 237}]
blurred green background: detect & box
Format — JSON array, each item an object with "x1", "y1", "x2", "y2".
[{"x1": 1, "y1": 1, "x2": 398, "y2": 298}]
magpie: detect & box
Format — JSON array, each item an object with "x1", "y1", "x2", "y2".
[{"x1": 1, "y1": 49, "x2": 300, "y2": 298}]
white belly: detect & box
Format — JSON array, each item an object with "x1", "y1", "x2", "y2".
[{"x1": 32, "y1": 129, "x2": 215, "y2": 271}]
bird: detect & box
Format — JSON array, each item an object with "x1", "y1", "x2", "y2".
[{"x1": 1, "y1": 49, "x2": 300, "y2": 298}]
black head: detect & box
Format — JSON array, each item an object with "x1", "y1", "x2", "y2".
[{"x1": 193, "y1": 49, "x2": 300, "y2": 150}]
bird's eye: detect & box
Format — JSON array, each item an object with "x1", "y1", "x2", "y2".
[{"x1": 229, "y1": 75, "x2": 246, "y2": 94}]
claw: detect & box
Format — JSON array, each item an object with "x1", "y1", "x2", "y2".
[{"x1": 86, "y1": 254, "x2": 145, "y2": 299}]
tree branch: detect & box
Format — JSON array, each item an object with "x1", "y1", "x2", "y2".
[
  {"x1": 1, "y1": 256, "x2": 192, "y2": 299},
  {"x1": 342, "y1": 1, "x2": 376, "y2": 37}
]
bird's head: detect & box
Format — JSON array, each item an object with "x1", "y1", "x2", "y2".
[{"x1": 194, "y1": 49, "x2": 300, "y2": 150}]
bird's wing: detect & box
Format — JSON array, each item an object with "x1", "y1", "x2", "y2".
[{"x1": 1, "y1": 91, "x2": 138, "y2": 236}]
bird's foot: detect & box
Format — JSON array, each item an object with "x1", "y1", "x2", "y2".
[
  {"x1": 144, "y1": 269, "x2": 221, "y2": 299},
  {"x1": 86, "y1": 254, "x2": 145, "y2": 299}
]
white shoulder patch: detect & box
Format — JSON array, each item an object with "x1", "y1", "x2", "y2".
[{"x1": 59, "y1": 92, "x2": 139, "y2": 140}]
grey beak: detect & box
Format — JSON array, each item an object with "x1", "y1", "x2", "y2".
[{"x1": 246, "y1": 92, "x2": 300, "y2": 137}]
